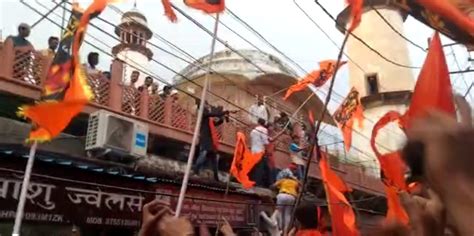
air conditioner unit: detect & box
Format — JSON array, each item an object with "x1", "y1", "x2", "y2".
[{"x1": 85, "y1": 110, "x2": 148, "y2": 158}]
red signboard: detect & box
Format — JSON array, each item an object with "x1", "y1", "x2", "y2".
[
  {"x1": 0, "y1": 157, "x2": 260, "y2": 229},
  {"x1": 155, "y1": 186, "x2": 258, "y2": 227}
]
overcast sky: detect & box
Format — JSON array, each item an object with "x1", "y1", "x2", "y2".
[
  {"x1": 1, "y1": 0, "x2": 472, "y2": 98},
  {"x1": 1, "y1": 0, "x2": 472, "y2": 104},
  {"x1": 1, "y1": 0, "x2": 472, "y2": 164}
]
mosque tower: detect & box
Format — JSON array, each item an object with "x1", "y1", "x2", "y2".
[
  {"x1": 112, "y1": 3, "x2": 153, "y2": 86},
  {"x1": 336, "y1": 1, "x2": 415, "y2": 171}
]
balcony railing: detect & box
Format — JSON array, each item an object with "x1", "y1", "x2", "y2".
[{"x1": 0, "y1": 40, "x2": 384, "y2": 194}]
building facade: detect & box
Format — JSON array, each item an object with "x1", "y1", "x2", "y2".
[
  {"x1": 337, "y1": 0, "x2": 415, "y2": 173},
  {"x1": 112, "y1": 7, "x2": 153, "y2": 86}
]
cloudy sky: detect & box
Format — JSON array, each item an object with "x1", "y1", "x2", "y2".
[
  {"x1": 1, "y1": 0, "x2": 472, "y2": 101},
  {"x1": 0, "y1": 0, "x2": 472, "y2": 165}
]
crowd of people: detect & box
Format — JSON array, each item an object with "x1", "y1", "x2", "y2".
[
  {"x1": 4, "y1": 23, "x2": 179, "y2": 106},
  {"x1": 137, "y1": 108, "x2": 474, "y2": 236},
  {"x1": 190, "y1": 93, "x2": 311, "y2": 187},
  {"x1": 10, "y1": 22, "x2": 474, "y2": 236}
]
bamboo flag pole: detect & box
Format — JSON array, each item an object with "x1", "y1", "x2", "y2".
[
  {"x1": 12, "y1": 141, "x2": 39, "y2": 236},
  {"x1": 288, "y1": 31, "x2": 351, "y2": 229},
  {"x1": 175, "y1": 13, "x2": 221, "y2": 218},
  {"x1": 213, "y1": 92, "x2": 314, "y2": 235}
]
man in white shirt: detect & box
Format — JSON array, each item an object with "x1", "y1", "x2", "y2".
[
  {"x1": 248, "y1": 95, "x2": 269, "y2": 125},
  {"x1": 250, "y1": 118, "x2": 270, "y2": 187},
  {"x1": 250, "y1": 118, "x2": 269, "y2": 154}
]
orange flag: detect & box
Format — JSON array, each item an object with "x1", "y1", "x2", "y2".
[
  {"x1": 370, "y1": 32, "x2": 455, "y2": 224},
  {"x1": 162, "y1": 0, "x2": 178, "y2": 22},
  {"x1": 379, "y1": 152, "x2": 407, "y2": 190},
  {"x1": 400, "y1": 32, "x2": 456, "y2": 128},
  {"x1": 414, "y1": 0, "x2": 474, "y2": 36},
  {"x1": 346, "y1": 0, "x2": 364, "y2": 32},
  {"x1": 333, "y1": 88, "x2": 364, "y2": 151},
  {"x1": 385, "y1": 185, "x2": 409, "y2": 225},
  {"x1": 184, "y1": 0, "x2": 225, "y2": 14},
  {"x1": 230, "y1": 132, "x2": 264, "y2": 189},
  {"x1": 371, "y1": 32, "x2": 456, "y2": 168},
  {"x1": 284, "y1": 60, "x2": 346, "y2": 100},
  {"x1": 18, "y1": 0, "x2": 114, "y2": 142},
  {"x1": 284, "y1": 70, "x2": 321, "y2": 100},
  {"x1": 319, "y1": 151, "x2": 359, "y2": 236},
  {"x1": 209, "y1": 118, "x2": 220, "y2": 150}
]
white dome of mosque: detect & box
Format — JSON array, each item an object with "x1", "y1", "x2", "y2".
[{"x1": 175, "y1": 49, "x2": 299, "y2": 81}]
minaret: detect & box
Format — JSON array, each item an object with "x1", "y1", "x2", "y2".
[
  {"x1": 336, "y1": 1, "x2": 415, "y2": 170},
  {"x1": 112, "y1": 3, "x2": 153, "y2": 86}
]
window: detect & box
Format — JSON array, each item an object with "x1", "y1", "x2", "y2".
[
  {"x1": 366, "y1": 73, "x2": 379, "y2": 95},
  {"x1": 126, "y1": 32, "x2": 131, "y2": 44},
  {"x1": 131, "y1": 31, "x2": 137, "y2": 44}
]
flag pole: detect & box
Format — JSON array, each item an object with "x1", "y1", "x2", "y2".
[
  {"x1": 12, "y1": 141, "x2": 39, "y2": 236},
  {"x1": 175, "y1": 13, "x2": 220, "y2": 218}
]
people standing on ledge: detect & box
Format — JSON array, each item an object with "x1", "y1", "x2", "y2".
[
  {"x1": 249, "y1": 95, "x2": 269, "y2": 125},
  {"x1": 40, "y1": 36, "x2": 59, "y2": 58},
  {"x1": 192, "y1": 101, "x2": 231, "y2": 182}
]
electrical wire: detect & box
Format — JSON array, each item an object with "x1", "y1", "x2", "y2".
[
  {"x1": 314, "y1": 0, "x2": 421, "y2": 69},
  {"x1": 291, "y1": 0, "x2": 367, "y2": 74},
  {"x1": 450, "y1": 46, "x2": 473, "y2": 101},
  {"x1": 38, "y1": 0, "x2": 383, "y2": 168},
  {"x1": 371, "y1": 7, "x2": 426, "y2": 53},
  {"x1": 32, "y1": 1, "x2": 394, "y2": 165},
  {"x1": 105, "y1": 4, "x2": 312, "y2": 121},
  {"x1": 225, "y1": 8, "x2": 308, "y2": 75},
  {"x1": 88, "y1": 2, "x2": 393, "y2": 166},
  {"x1": 225, "y1": 2, "x2": 405, "y2": 136},
  {"x1": 103, "y1": 3, "x2": 402, "y2": 156},
  {"x1": 20, "y1": 2, "x2": 389, "y2": 211},
  {"x1": 26, "y1": 1, "x2": 320, "y2": 156}
]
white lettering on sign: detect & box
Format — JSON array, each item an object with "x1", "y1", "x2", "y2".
[
  {"x1": 65, "y1": 187, "x2": 144, "y2": 212},
  {"x1": 86, "y1": 217, "x2": 140, "y2": 227},
  {"x1": 0, "y1": 210, "x2": 64, "y2": 223},
  {"x1": 0, "y1": 178, "x2": 56, "y2": 210}
]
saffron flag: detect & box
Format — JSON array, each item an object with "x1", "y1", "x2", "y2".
[
  {"x1": 414, "y1": 0, "x2": 474, "y2": 36},
  {"x1": 284, "y1": 70, "x2": 321, "y2": 100},
  {"x1": 385, "y1": 185, "x2": 409, "y2": 225},
  {"x1": 162, "y1": 0, "x2": 178, "y2": 22},
  {"x1": 346, "y1": 0, "x2": 363, "y2": 32},
  {"x1": 370, "y1": 32, "x2": 455, "y2": 224},
  {"x1": 371, "y1": 32, "x2": 456, "y2": 157},
  {"x1": 230, "y1": 132, "x2": 264, "y2": 189},
  {"x1": 209, "y1": 118, "x2": 220, "y2": 150},
  {"x1": 333, "y1": 88, "x2": 364, "y2": 151},
  {"x1": 319, "y1": 151, "x2": 359, "y2": 236},
  {"x1": 400, "y1": 32, "x2": 456, "y2": 128},
  {"x1": 18, "y1": 0, "x2": 113, "y2": 142},
  {"x1": 394, "y1": 0, "x2": 474, "y2": 48},
  {"x1": 184, "y1": 0, "x2": 225, "y2": 14},
  {"x1": 284, "y1": 60, "x2": 346, "y2": 100}
]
